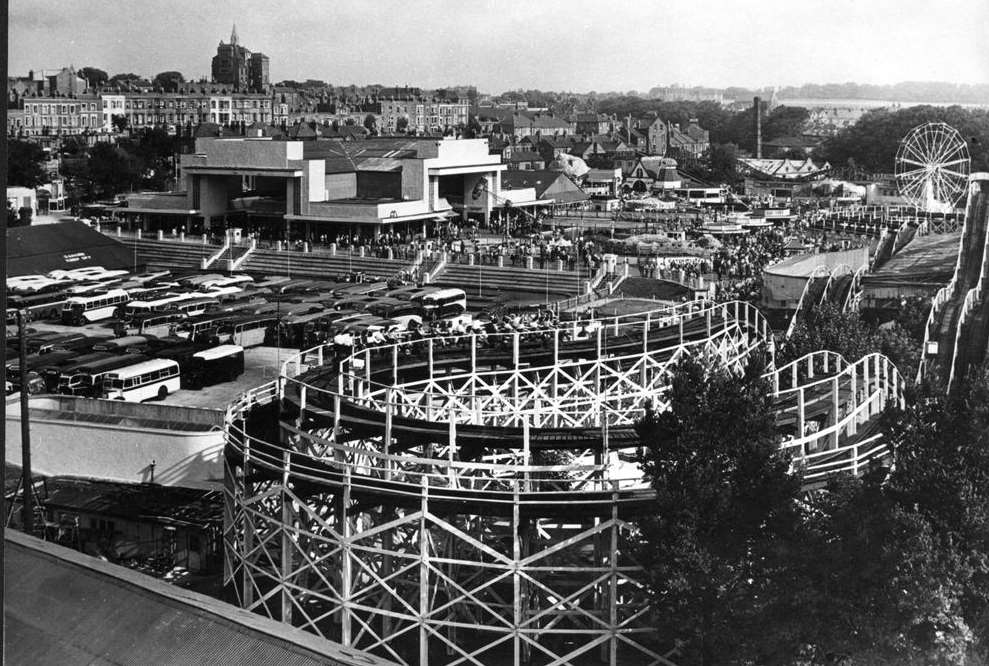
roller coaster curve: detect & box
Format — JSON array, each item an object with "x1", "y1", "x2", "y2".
[{"x1": 223, "y1": 298, "x2": 904, "y2": 666}]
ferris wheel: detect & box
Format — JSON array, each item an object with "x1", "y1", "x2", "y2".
[{"x1": 895, "y1": 122, "x2": 971, "y2": 213}]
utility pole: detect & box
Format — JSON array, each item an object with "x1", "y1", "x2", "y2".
[
  {"x1": 18, "y1": 310, "x2": 33, "y2": 535},
  {"x1": 1, "y1": 3, "x2": 10, "y2": 654}
]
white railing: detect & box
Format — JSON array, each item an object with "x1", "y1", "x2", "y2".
[
  {"x1": 821, "y1": 263, "x2": 853, "y2": 303},
  {"x1": 424, "y1": 252, "x2": 446, "y2": 284},
  {"x1": 201, "y1": 234, "x2": 231, "y2": 270},
  {"x1": 227, "y1": 297, "x2": 901, "y2": 499},
  {"x1": 229, "y1": 237, "x2": 256, "y2": 271},
  {"x1": 588, "y1": 261, "x2": 609, "y2": 292},
  {"x1": 608, "y1": 262, "x2": 631, "y2": 294},
  {"x1": 785, "y1": 265, "x2": 831, "y2": 339},
  {"x1": 845, "y1": 265, "x2": 868, "y2": 312}
]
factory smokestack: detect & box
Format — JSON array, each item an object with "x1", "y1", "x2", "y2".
[{"x1": 754, "y1": 96, "x2": 762, "y2": 159}]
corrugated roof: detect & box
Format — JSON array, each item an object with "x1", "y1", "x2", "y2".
[{"x1": 5, "y1": 530, "x2": 398, "y2": 666}]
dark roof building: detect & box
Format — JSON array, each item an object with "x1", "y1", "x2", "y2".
[{"x1": 6, "y1": 220, "x2": 134, "y2": 276}]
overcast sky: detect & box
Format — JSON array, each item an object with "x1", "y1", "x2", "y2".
[{"x1": 9, "y1": 0, "x2": 989, "y2": 92}]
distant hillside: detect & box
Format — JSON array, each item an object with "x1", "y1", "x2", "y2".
[{"x1": 776, "y1": 82, "x2": 989, "y2": 105}]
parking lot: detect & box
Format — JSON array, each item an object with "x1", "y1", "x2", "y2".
[{"x1": 13, "y1": 319, "x2": 292, "y2": 410}]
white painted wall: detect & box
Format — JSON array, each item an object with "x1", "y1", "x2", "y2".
[{"x1": 6, "y1": 414, "x2": 224, "y2": 490}]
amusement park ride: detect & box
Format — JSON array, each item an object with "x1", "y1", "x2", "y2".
[
  {"x1": 223, "y1": 301, "x2": 904, "y2": 666},
  {"x1": 895, "y1": 122, "x2": 971, "y2": 214},
  {"x1": 217, "y1": 123, "x2": 984, "y2": 665}
]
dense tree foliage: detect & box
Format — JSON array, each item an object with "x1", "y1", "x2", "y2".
[
  {"x1": 59, "y1": 129, "x2": 181, "y2": 201},
  {"x1": 79, "y1": 66, "x2": 108, "y2": 88},
  {"x1": 636, "y1": 349, "x2": 989, "y2": 663},
  {"x1": 84, "y1": 142, "x2": 141, "y2": 198},
  {"x1": 152, "y1": 70, "x2": 185, "y2": 92},
  {"x1": 7, "y1": 139, "x2": 49, "y2": 187},
  {"x1": 821, "y1": 105, "x2": 989, "y2": 173},
  {"x1": 779, "y1": 301, "x2": 924, "y2": 373},
  {"x1": 705, "y1": 143, "x2": 739, "y2": 184},
  {"x1": 363, "y1": 113, "x2": 377, "y2": 134},
  {"x1": 636, "y1": 354, "x2": 806, "y2": 664},
  {"x1": 762, "y1": 106, "x2": 810, "y2": 140},
  {"x1": 108, "y1": 72, "x2": 143, "y2": 85}
]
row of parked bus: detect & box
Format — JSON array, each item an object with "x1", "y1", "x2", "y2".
[
  {"x1": 4, "y1": 329, "x2": 245, "y2": 401},
  {"x1": 7, "y1": 266, "x2": 470, "y2": 335},
  {"x1": 90, "y1": 272, "x2": 470, "y2": 350},
  {"x1": 6, "y1": 267, "x2": 471, "y2": 400}
]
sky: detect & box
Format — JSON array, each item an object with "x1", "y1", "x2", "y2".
[{"x1": 9, "y1": 0, "x2": 989, "y2": 93}]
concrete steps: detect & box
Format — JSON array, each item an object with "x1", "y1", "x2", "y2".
[
  {"x1": 241, "y1": 248, "x2": 410, "y2": 280},
  {"x1": 116, "y1": 237, "x2": 221, "y2": 270},
  {"x1": 431, "y1": 263, "x2": 586, "y2": 300}
]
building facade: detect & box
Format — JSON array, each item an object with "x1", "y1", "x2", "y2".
[
  {"x1": 13, "y1": 95, "x2": 103, "y2": 136},
  {"x1": 124, "y1": 137, "x2": 536, "y2": 236},
  {"x1": 101, "y1": 90, "x2": 273, "y2": 132},
  {"x1": 378, "y1": 97, "x2": 469, "y2": 135}
]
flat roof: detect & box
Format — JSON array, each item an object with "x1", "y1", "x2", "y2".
[{"x1": 5, "y1": 530, "x2": 397, "y2": 666}]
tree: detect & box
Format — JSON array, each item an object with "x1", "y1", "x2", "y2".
[
  {"x1": 111, "y1": 114, "x2": 129, "y2": 134},
  {"x1": 396, "y1": 117, "x2": 409, "y2": 133},
  {"x1": 8, "y1": 139, "x2": 48, "y2": 187},
  {"x1": 762, "y1": 106, "x2": 810, "y2": 141},
  {"x1": 130, "y1": 127, "x2": 177, "y2": 190},
  {"x1": 363, "y1": 113, "x2": 378, "y2": 134},
  {"x1": 464, "y1": 114, "x2": 482, "y2": 139},
  {"x1": 821, "y1": 105, "x2": 989, "y2": 173},
  {"x1": 881, "y1": 371, "x2": 989, "y2": 654},
  {"x1": 152, "y1": 70, "x2": 185, "y2": 92},
  {"x1": 794, "y1": 371, "x2": 989, "y2": 664},
  {"x1": 636, "y1": 353, "x2": 806, "y2": 664},
  {"x1": 85, "y1": 142, "x2": 141, "y2": 198},
  {"x1": 778, "y1": 301, "x2": 922, "y2": 371},
  {"x1": 109, "y1": 72, "x2": 142, "y2": 84},
  {"x1": 79, "y1": 66, "x2": 108, "y2": 89},
  {"x1": 705, "y1": 142, "x2": 739, "y2": 185},
  {"x1": 796, "y1": 473, "x2": 976, "y2": 664}
]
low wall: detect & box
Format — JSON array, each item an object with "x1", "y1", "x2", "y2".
[
  {"x1": 762, "y1": 247, "x2": 869, "y2": 310},
  {"x1": 5, "y1": 396, "x2": 224, "y2": 489}
]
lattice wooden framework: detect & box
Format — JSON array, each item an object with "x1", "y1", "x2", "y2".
[{"x1": 223, "y1": 300, "x2": 904, "y2": 665}]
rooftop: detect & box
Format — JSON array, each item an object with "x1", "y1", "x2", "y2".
[{"x1": 5, "y1": 530, "x2": 397, "y2": 666}]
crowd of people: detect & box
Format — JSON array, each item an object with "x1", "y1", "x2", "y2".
[{"x1": 328, "y1": 307, "x2": 609, "y2": 364}]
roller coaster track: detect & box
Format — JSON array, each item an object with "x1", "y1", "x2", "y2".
[
  {"x1": 918, "y1": 173, "x2": 989, "y2": 387},
  {"x1": 785, "y1": 265, "x2": 831, "y2": 338},
  {"x1": 947, "y1": 175, "x2": 989, "y2": 392},
  {"x1": 223, "y1": 299, "x2": 904, "y2": 666}
]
